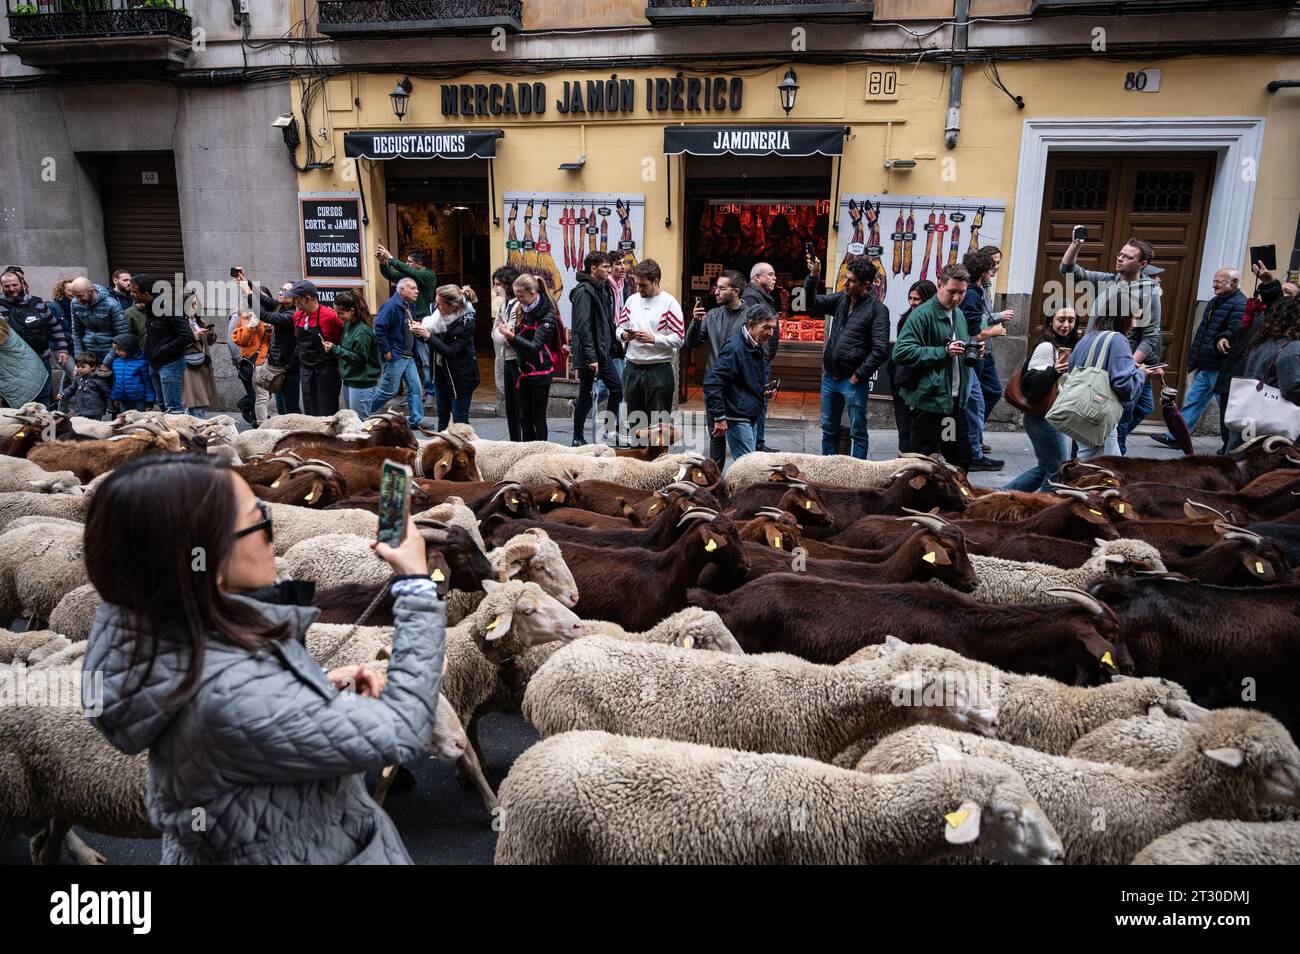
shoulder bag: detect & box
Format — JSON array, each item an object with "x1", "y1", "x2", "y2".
[
  {"x1": 1224, "y1": 341, "x2": 1300, "y2": 440},
  {"x1": 1046, "y1": 332, "x2": 1125, "y2": 446}
]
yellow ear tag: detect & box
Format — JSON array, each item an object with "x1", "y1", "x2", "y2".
[
  {"x1": 682, "y1": 634, "x2": 695, "y2": 649},
  {"x1": 1100, "y1": 651, "x2": 1116, "y2": 669},
  {"x1": 550, "y1": 492, "x2": 561, "y2": 502},
  {"x1": 1255, "y1": 561, "x2": 1265, "y2": 574},
  {"x1": 705, "y1": 538, "x2": 718, "y2": 552},
  {"x1": 304, "y1": 490, "x2": 315, "y2": 502},
  {"x1": 1089, "y1": 508, "x2": 1103, "y2": 516},
  {"x1": 1116, "y1": 503, "x2": 1126, "y2": 514},
  {"x1": 364, "y1": 423, "x2": 374, "y2": 432},
  {"x1": 13, "y1": 431, "x2": 23, "y2": 438},
  {"x1": 922, "y1": 550, "x2": 938, "y2": 564},
  {"x1": 771, "y1": 533, "x2": 782, "y2": 550},
  {"x1": 270, "y1": 479, "x2": 281, "y2": 488},
  {"x1": 803, "y1": 500, "x2": 813, "y2": 510},
  {"x1": 960, "y1": 486, "x2": 970, "y2": 496},
  {"x1": 431, "y1": 567, "x2": 445, "y2": 582},
  {"x1": 676, "y1": 466, "x2": 687, "y2": 480},
  {"x1": 945, "y1": 809, "x2": 969, "y2": 829},
  {"x1": 508, "y1": 496, "x2": 518, "y2": 506},
  {"x1": 649, "y1": 501, "x2": 660, "y2": 512},
  {"x1": 487, "y1": 614, "x2": 503, "y2": 632}
]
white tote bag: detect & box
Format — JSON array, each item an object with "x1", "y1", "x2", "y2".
[{"x1": 1224, "y1": 342, "x2": 1300, "y2": 440}]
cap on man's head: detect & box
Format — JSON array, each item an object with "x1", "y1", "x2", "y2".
[
  {"x1": 290, "y1": 279, "x2": 318, "y2": 299},
  {"x1": 1142, "y1": 265, "x2": 1164, "y2": 278}
]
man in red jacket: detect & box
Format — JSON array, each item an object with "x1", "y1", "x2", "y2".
[{"x1": 290, "y1": 280, "x2": 344, "y2": 416}]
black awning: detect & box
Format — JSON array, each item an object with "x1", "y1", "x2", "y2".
[
  {"x1": 344, "y1": 129, "x2": 504, "y2": 161},
  {"x1": 663, "y1": 124, "x2": 846, "y2": 157}
]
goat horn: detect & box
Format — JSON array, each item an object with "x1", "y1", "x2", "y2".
[
  {"x1": 678, "y1": 453, "x2": 707, "y2": 465},
  {"x1": 661, "y1": 481, "x2": 703, "y2": 494},
  {"x1": 265, "y1": 453, "x2": 305, "y2": 465},
  {"x1": 1183, "y1": 500, "x2": 1229, "y2": 521},
  {"x1": 1221, "y1": 529, "x2": 1264, "y2": 545},
  {"x1": 896, "y1": 513, "x2": 948, "y2": 534},
  {"x1": 1099, "y1": 489, "x2": 1121, "y2": 499},
  {"x1": 755, "y1": 507, "x2": 789, "y2": 519},
  {"x1": 301, "y1": 458, "x2": 339, "y2": 471},
  {"x1": 1074, "y1": 462, "x2": 1119, "y2": 477},
  {"x1": 676, "y1": 507, "x2": 719, "y2": 526},
  {"x1": 1045, "y1": 587, "x2": 1108, "y2": 617},
  {"x1": 1228, "y1": 436, "x2": 1266, "y2": 455},
  {"x1": 1264, "y1": 435, "x2": 1293, "y2": 453},
  {"x1": 1052, "y1": 487, "x2": 1090, "y2": 501},
  {"x1": 289, "y1": 464, "x2": 337, "y2": 479},
  {"x1": 901, "y1": 506, "x2": 952, "y2": 526}
]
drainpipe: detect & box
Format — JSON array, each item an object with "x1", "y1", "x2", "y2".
[{"x1": 945, "y1": 0, "x2": 970, "y2": 150}]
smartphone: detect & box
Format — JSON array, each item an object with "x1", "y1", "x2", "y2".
[
  {"x1": 1145, "y1": 363, "x2": 1168, "y2": 371},
  {"x1": 768, "y1": 377, "x2": 781, "y2": 390},
  {"x1": 805, "y1": 242, "x2": 815, "y2": 259},
  {"x1": 377, "y1": 460, "x2": 413, "y2": 549},
  {"x1": 1250, "y1": 244, "x2": 1278, "y2": 271},
  {"x1": 230, "y1": 266, "x2": 242, "y2": 278},
  {"x1": 1056, "y1": 347, "x2": 1071, "y2": 361},
  {"x1": 1074, "y1": 226, "x2": 1089, "y2": 242}
]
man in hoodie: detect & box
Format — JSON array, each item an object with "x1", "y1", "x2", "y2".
[
  {"x1": 372, "y1": 277, "x2": 425, "y2": 427},
  {"x1": 69, "y1": 276, "x2": 128, "y2": 368},
  {"x1": 687, "y1": 269, "x2": 747, "y2": 466},
  {"x1": 570, "y1": 251, "x2": 622, "y2": 446}
]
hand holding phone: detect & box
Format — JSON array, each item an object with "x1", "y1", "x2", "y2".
[{"x1": 376, "y1": 460, "x2": 413, "y2": 551}]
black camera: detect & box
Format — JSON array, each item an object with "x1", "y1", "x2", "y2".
[{"x1": 961, "y1": 339, "x2": 983, "y2": 353}]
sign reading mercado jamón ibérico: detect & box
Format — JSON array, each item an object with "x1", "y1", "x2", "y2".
[{"x1": 440, "y1": 75, "x2": 744, "y2": 117}]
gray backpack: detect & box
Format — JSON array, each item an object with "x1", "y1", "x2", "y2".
[{"x1": 1046, "y1": 332, "x2": 1125, "y2": 446}]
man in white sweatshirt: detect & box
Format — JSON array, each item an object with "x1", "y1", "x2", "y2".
[{"x1": 615, "y1": 258, "x2": 684, "y2": 437}]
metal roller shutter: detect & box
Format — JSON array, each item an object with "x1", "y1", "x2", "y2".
[{"x1": 98, "y1": 153, "x2": 186, "y2": 281}]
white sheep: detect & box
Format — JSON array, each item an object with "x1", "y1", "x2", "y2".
[
  {"x1": 414, "y1": 497, "x2": 486, "y2": 553},
  {"x1": 0, "y1": 491, "x2": 88, "y2": 532},
  {"x1": 522, "y1": 637, "x2": 997, "y2": 761},
  {"x1": 261, "y1": 408, "x2": 365, "y2": 435},
  {"x1": 267, "y1": 503, "x2": 376, "y2": 555},
  {"x1": 232, "y1": 427, "x2": 288, "y2": 461},
  {"x1": 961, "y1": 538, "x2": 1167, "y2": 604},
  {"x1": 68, "y1": 416, "x2": 113, "y2": 439},
  {"x1": 445, "y1": 528, "x2": 577, "y2": 626},
  {"x1": 0, "y1": 520, "x2": 87, "y2": 622},
  {"x1": 0, "y1": 456, "x2": 83, "y2": 495},
  {"x1": 284, "y1": 533, "x2": 391, "y2": 589},
  {"x1": 723, "y1": 451, "x2": 916, "y2": 494},
  {"x1": 0, "y1": 629, "x2": 71, "y2": 665},
  {"x1": 503, "y1": 451, "x2": 713, "y2": 491},
  {"x1": 469, "y1": 439, "x2": 614, "y2": 482},
  {"x1": 48, "y1": 583, "x2": 100, "y2": 642},
  {"x1": 495, "y1": 730, "x2": 1064, "y2": 864},
  {"x1": 829, "y1": 639, "x2": 1195, "y2": 763},
  {"x1": 855, "y1": 707, "x2": 1300, "y2": 864},
  {"x1": 1133, "y1": 820, "x2": 1300, "y2": 865}
]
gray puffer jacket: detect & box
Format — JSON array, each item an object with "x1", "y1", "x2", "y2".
[{"x1": 83, "y1": 588, "x2": 445, "y2": 865}]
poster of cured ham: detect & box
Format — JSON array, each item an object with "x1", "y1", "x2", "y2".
[
  {"x1": 504, "y1": 192, "x2": 645, "y2": 376},
  {"x1": 834, "y1": 194, "x2": 1006, "y2": 339}
]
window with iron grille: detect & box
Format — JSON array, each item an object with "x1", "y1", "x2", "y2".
[{"x1": 1051, "y1": 168, "x2": 1111, "y2": 211}]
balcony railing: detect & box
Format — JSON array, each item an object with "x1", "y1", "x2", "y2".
[
  {"x1": 646, "y1": 0, "x2": 873, "y2": 24},
  {"x1": 6, "y1": 0, "x2": 191, "y2": 41},
  {"x1": 316, "y1": 0, "x2": 523, "y2": 38},
  {"x1": 1031, "y1": 0, "x2": 1294, "y2": 14}
]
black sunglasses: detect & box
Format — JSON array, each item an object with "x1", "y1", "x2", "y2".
[{"x1": 234, "y1": 499, "x2": 274, "y2": 543}]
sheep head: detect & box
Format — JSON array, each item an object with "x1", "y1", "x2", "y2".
[
  {"x1": 473, "y1": 579, "x2": 584, "y2": 661},
  {"x1": 660, "y1": 608, "x2": 743, "y2": 653},
  {"x1": 493, "y1": 528, "x2": 578, "y2": 607},
  {"x1": 1177, "y1": 708, "x2": 1300, "y2": 809},
  {"x1": 1088, "y1": 538, "x2": 1166, "y2": 576},
  {"x1": 885, "y1": 667, "x2": 999, "y2": 738}
]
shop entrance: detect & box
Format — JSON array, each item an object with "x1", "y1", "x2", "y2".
[
  {"x1": 680, "y1": 154, "x2": 833, "y2": 394},
  {"x1": 383, "y1": 158, "x2": 494, "y2": 358}
]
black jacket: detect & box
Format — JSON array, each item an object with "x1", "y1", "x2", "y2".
[
  {"x1": 741, "y1": 284, "x2": 780, "y2": 360},
  {"x1": 1188, "y1": 289, "x2": 1246, "y2": 372},
  {"x1": 1215, "y1": 280, "x2": 1282, "y2": 398},
  {"x1": 569, "y1": 272, "x2": 615, "y2": 368},
  {"x1": 143, "y1": 304, "x2": 196, "y2": 369},
  {"x1": 0, "y1": 293, "x2": 68, "y2": 357},
  {"x1": 802, "y1": 277, "x2": 890, "y2": 383},
  {"x1": 512, "y1": 294, "x2": 560, "y2": 383},
  {"x1": 426, "y1": 308, "x2": 480, "y2": 399},
  {"x1": 704, "y1": 325, "x2": 770, "y2": 422},
  {"x1": 256, "y1": 285, "x2": 299, "y2": 368}
]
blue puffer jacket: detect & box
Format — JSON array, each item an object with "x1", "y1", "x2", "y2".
[
  {"x1": 109, "y1": 351, "x2": 156, "y2": 403},
  {"x1": 71, "y1": 285, "x2": 128, "y2": 359},
  {"x1": 703, "y1": 323, "x2": 770, "y2": 422},
  {"x1": 1187, "y1": 289, "x2": 1246, "y2": 372}
]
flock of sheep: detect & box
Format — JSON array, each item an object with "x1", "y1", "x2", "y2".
[{"x1": 0, "y1": 399, "x2": 1297, "y2": 865}]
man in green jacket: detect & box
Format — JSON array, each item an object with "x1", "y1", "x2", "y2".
[
  {"x1": 891, "y1": 264, "x2": 982, "y2": 468},
  {"x1": 376, "y1": 244, "x2": 438, "y2": 319}
]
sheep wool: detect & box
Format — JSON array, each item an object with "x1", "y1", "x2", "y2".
[
  {"x1": 468, "y1": 439, "x2": 613, "y2": 483},
  {"x1": 48, "y1": 583, "x2": 100, "y2": 642},
  {"x1": 0, "y1": 521, "x2": 88, "y2": 622},
  {"x1": 503, "y1": 452, "x2": 710, "y2": 492},
  {"x1": 963, "y1": 539, "x2": 1167, "y2": 604},
  {"x1": 267, "y1": 503, "x2": 376, "y2": 555},
  {"x1": 0, "y1": 456, "x2": 83, "y2": 496},
  {"x1": 0, "y1": 491, "x2": 88, "y2": 533},
  {"x1": 1133, "y1": 820, "x2": 1300, "y2": 865},
  {"x1": 722, "y1": 452, "x2": 914, "y2": 494},
  {"x1": 494, "y1": 730, "x2": 1064, "y2": 864}
]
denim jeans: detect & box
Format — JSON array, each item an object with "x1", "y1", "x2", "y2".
[
  {"x1": 433, "y1": 377, "x2": 473, "y2": 431},
  {"x1": 275, "y1": 359, "x2": 301, "y2": 415},
  {"x1": 372, "y1": 354, "x2": 424, "y2": 425},
  {"x1": 1163, "y1": 369, "x2": 1219, "y2": 437},
  {"x1": 155, "y1": 357, "x2": 186, "y2": 414},
  {"x1": 185, "y1": 406, "x2": 208, "y2": 419},
  {"x1": 1117, "y1": 379, "x2": 1155, "y2": 454},
  {"x1": 1005, "y1": 414, "x2": 1068, "y2": 491},
  {"x1": 820, "y1": 375, "x2": 870, "y2": 458},
  {"x1": 723, "y1": 418, "x2": 757, "y2": 464},
  {"x1": 1077, "y1": 427, "x2": 1121, "y2": 461},
  {"x1": 574, "y1": 363, "x2": 624, "y2": 441},
  {"x1": 966, "y1": 370, "x2": 986, "y2": 460},
  {"x1": 346, "y1": 384, "x2": 379, "y2": 418}
]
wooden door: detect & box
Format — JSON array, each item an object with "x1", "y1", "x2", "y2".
[{"x1": 1032, "y1": 153, "x2": 1214, "y2": 408}]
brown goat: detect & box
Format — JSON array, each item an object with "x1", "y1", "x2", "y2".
[
  {"x1": 287, "y1": 431, "x2": 480, "y2": 493},
  {"x1": 26, "y1": 421, "x2": 187, "y2": 482},
  {"x1": 958, "y1": 484, "x2": 1138, "y2": 524},
  {"x1": 252, "y1": 461, "x2": 348, "y2": 509},
  {"x1": 272, "y1": 411, "x2": 416, "y2": 453},
  {"x1": 1060, "y1": 435, "x2": 1300, "y2": 491}
]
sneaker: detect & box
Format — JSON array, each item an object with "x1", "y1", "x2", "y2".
[
  {"x1": 967, "y1": 457, "x2": 1005, "y2": 472},
  {"x1": 571, "y1": 438, "x2": 588, "y2": 447},
  {"x1": 755, "y1": 443, "x2": 777, "y2": 453},
  {"x1": 981, "y1": 442, "x2": 992, "y2": 454},
  {"x1": 1150, "y1": 433, "x2": 1180, "y2": 449}
]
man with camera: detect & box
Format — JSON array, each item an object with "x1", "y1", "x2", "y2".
[{"x1": 891, "y1": 264, "x2": 983, "y2": 468}]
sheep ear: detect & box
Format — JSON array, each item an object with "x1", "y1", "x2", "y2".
[
  {"x1": 1169, "y1": 698, "x2": 1211, "y2": 722},
  {"x1": 887, "y1": 670, "x2": 925, "y2": 694},
  {"x1": 481, "y1": 578, "x2": 505, "y2": 593},
  {"x1": 1202, "y1": 746, "x2": 1245, "y2": 768},
  {"x1": 1095, "y1": 538, "x2": 1110, "y2": 548},
  {"x1": 427, "y1": 551, "x2": 451, "y2": 598},
  {"x1": 483, "y1": 608, "x2": 514, "y2": 642},
  {"x1": 943, "y1": 800, "x2": 982, "y2": 845},
  {"x1": 884, "y1": 634, "x2": 908, "y2": 653},
  {"x1": 1147, "y1": 705, "x2": 1168, "y2": 720},
  {"x1": 934, "y1": 743, "x2": 964, "y2": 762},
  {"x1": 1241, "y1": 552, "x2": 1277, "y2": 581}
]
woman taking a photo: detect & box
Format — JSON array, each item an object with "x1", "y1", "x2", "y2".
[
  {"x1": 499, "y1": 274, "x2": 558, "y2": 442},
  {"x1": 1005, "y1": 307, "x2": 1082, "y2": 491},
  {"x1": 885, "y1": 280, "x2": 936, "y2": 453},
  {"x1": 83, "y1": 454, "x2": 445, "y2": 864},
  {"x1": 415, "y1": 284, "x2": 480, "y2": 430},
  {"x1": 327, "y1": 290, "x2": 382, "y2": 418}
]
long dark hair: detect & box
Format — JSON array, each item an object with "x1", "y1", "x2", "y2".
[
  {"x1": 1250, "y1": 296, "x2": 1300, "y2": 349},
  {"x1": 85, "y1": 454, "x2": 289, "y2": 698},
  {"x1": 1039, "y1": 309, "x2": 1083, "y2": 349},
  {"x1": 333, "y1": 289, "x2": 373, "y2": 328},
  {"x1": 898, "y1": 280, "x2": 937, "y2": 335}
]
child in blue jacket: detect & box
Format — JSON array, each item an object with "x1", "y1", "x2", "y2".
[{"x1": 109, "y1": 333, "x2": 156, "y2": 411}]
